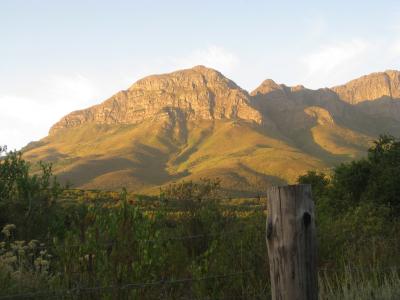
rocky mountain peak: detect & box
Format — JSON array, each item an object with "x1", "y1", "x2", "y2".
[
  {"x1": 331, "y1": 70, "x2": 400, "y2": 104},
  {"x1": 250, "y1": 79, "x2": 282, "y2": 96},
  {"x1": 49, "y1": 66, "x2": 262, "y2": 134},
  {"x1": 129, "y1": 65, "x2": 240, "y2": 92}
]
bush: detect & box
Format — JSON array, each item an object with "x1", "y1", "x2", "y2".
[
  {"x1": 298, "y1": 135, "x2": 400, "y2": 267},
  {"x1": 0, "y1": 147, "x2": 64, "y2": 239}
]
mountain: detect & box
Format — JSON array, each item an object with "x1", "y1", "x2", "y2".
[
  {"x1": 332, "y1": 70, "x2": 400, "y2": 122},
  {"x1": 49, "y1": 66, "x2": 263, "y2": 133},
  {"x1": 23, "y1": 67, "x2": 400, "y2": 195}
]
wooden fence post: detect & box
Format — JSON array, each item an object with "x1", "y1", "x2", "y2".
[{"x1": 266, "y1": 184, "x2": 318, "y2": 300}]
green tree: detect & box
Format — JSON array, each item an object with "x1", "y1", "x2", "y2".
[
  {"x1": 0, "y1": 147, "x2": 64, "y2": 239},
  {"x1": 297, "y1": 170, "x2": 330, "y2": 201}
]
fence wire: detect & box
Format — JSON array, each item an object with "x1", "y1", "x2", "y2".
[
  {"x1": 0, "y1": 270, "x2": 253, "y2": 300},
  {"x1": 28, "y1": 227, "x2": 263, "y2": 250}
]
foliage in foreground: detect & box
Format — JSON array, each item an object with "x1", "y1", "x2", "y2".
[
  {"x1": 299, "y1": 135, "x2": 400, "y2": 268},
  {"x1": 1, "y1": 135, "x2": 400, "y2": 299},
  {"x1": 0, "y1": 146, "x2": 64, "y2": 240},
  {"x1": 0, "y1": 156, "x2": 268, "y2": 299}
]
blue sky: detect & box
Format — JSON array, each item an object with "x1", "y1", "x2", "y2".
[{"x1": 1, "y1": 0, "x2": 400, "y2": 150}]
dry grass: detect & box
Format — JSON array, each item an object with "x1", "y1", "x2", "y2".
[{"x1": 319, "y1": 267, "x2": 400, "y2": 300}]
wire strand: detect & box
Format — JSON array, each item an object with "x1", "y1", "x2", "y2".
[{"x1": 0, "y1": 270, "x2": 253, "y2": 300}]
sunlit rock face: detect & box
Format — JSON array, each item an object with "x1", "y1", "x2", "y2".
[
  {"x1": 330, "y1": 70, "x2": 400, "y2": 121},
  {"x1": 331, "y1": 70, "x2": 400, "y2": 104},
  {"x1": 50, "y1": 66, "x2": 262, "y2": 135}
]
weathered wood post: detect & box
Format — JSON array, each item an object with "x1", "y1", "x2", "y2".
[{"x1": 266, "y1": 184, "x2": 317, "y2": 300}]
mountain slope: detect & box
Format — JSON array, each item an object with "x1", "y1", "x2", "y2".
[{"x1": 23, "y1": 67, "x2": 400, "y2": 195}]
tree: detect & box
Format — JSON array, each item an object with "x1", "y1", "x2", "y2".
[
  {"x1": 0, "y1": 147, "x2": 64, "y2": 239},
  {"x1": 297, "y1": 170, "x2": 329, "y2": 201}
]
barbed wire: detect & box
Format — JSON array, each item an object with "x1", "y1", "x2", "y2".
[
  {"x1": 24, "y1": 227, "x2": 266, "y2": 250},
  {"x1": 0, "y1": 270, "x2": 253, "y2": 300},
  {"x1": 59, "y1": 203, "x2": 268, "y2": 210},
  {"x1": 319, "y1": 265, "x2": 400, "y2": 273},
  {"x1": 59, "y1": 195, "x2": 267, "y2": 211},
  {"x1": 344, "y1": 236, "x2": 400, "y2": 243},
  {"x1": 61, "y1": 189, "x2": 269, "y2": 199}
]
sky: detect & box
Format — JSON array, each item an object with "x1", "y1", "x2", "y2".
[{"x1": 1, "y1": 0, "x2": 400, "y2": 150}]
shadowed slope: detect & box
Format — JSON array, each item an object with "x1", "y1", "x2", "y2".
[{"x1": 23, "y1": 66, "x2": 400, "y2": 194}]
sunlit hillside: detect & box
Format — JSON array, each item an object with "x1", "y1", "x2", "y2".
[{"x1": 23, "y1": 67, "x2": 400, "y2": 194}]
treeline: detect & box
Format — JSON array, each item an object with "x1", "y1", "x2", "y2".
[
  {"x1": 1, "y1": 136, "x2": 400, "y2": 299},
  {"x1": 299, "y1": 135, "x2": 400, "y2": 267}
]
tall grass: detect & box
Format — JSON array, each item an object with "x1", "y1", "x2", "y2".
[{"x1": 319, "y1": 267, "x2": 400, "y2": 300}]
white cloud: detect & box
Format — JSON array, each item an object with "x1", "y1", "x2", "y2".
[
  {"x1": 392, "y1": 39, "x2": 400, "y2": 56},
  {"x1": 44, "y1": 74, "x2": 98, "y2": 106},
  {"x1": 172, "y1": 45, "x2": 239, "y2": 73},
  {"x1": 302, "y1": 39, "x2": 370, "y2": 80},
  {"x1": 0, "y1": 128, "x2": 27, "y2": 152},
  {"x1": 0, "y1": 96, "x2": 46, "y2": 151},
  {"x1": 387, "y1": 19, "x2": 400, "y2": 64},
  {"x1": 0, "y1": 74, "x2": 108, "y2": 150},
  {"x1": 300, "y1": 32, "x2": 400, "y2": 88}
]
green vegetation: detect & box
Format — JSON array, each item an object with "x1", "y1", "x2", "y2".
[
  {"x1": 299, "y1": 134, "x2": 400, "y2": 267},
  {"x1": 0, "y1": 146, "x2": 65, "y2": 240},
  {"x1": 1, "y1": 135, "x2": 400, "y2": 299},
  {"x1": 0, "y1": 149, "x2": 268, "y2": 299},
  {"x1": 299, "y1": 135, "x2": 400, "y2": 299}
]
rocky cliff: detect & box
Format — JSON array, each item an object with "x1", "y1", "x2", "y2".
[
  {"x1": 331, "y1": 70, "x2": 400, "y2": 104},
  {"x1": 50, "y1": 66, "x2": 262, "y2": 134},
  {"x1": 330, "y1": 70, "x2": 400, "y2": 121}
]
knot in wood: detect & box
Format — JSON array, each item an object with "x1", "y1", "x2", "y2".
[{"x1": 303, "y1": 212, "x2": 311, "y2": 228}]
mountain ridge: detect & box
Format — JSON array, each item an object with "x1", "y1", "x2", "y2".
[
  {"x1": 50, "y1": 65, "x2": 263, "y2": 135},
  {"x1": 24, "y1": 66, "x2": 400, "y2": 195},
  {"x1": 50, "y1": 67, "x2": 400, "y2": 134}
]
